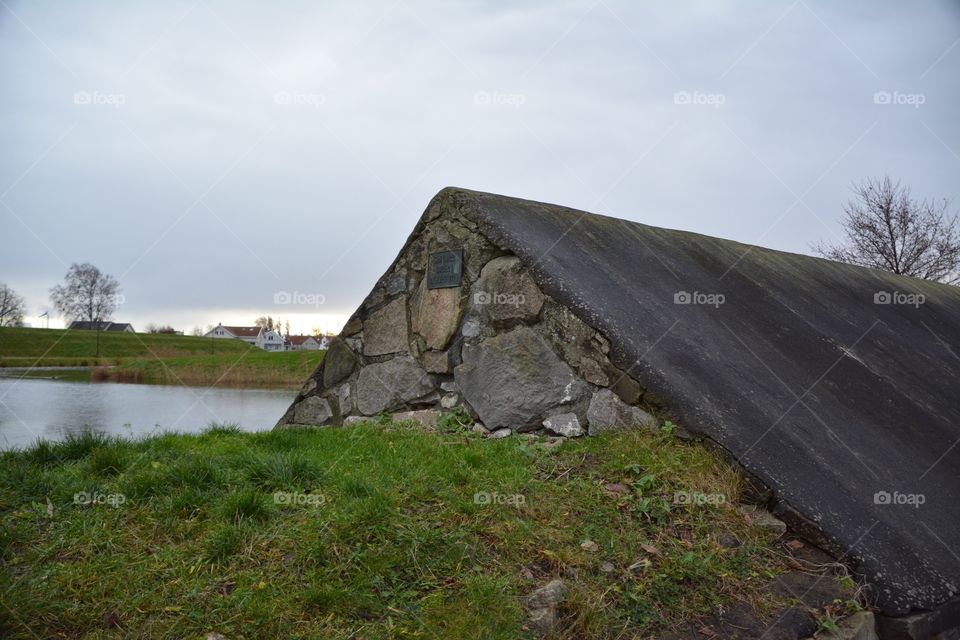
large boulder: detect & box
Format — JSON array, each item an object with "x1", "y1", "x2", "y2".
[
  {"x1": 292, "y1": 396, "x2": 333, "y2": 425},
  {"x1": 456, "y1": 326, "x2": 589, "y2": 430},
  {"x1": 356, "y1": 356, "x2": 435, "y2": 415},
  {"x1": 363, "y1": 296, "x2": 409, "y2": 356},
  {"x1": 473, "y1": 255, "x2": 544, "y2": 328},
  {"x1": 586, "y1": 389, "x2": 657, "y2": 434}
]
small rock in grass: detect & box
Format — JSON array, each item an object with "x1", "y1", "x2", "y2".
[
  {"x1": 739, "y1": 504, "x2": 787, "y2": 536},
  {"x1": 523, "y1": 579, "x2": 568, "y2": 609},
  {"x1": 580, "y1": 540, "x2": 599, "y2": 552},
  {"x1": 717, "y1": 531, "x2": 741, "y2": 548},
  {"x1": 542, "y1": 413, "x2": 584, "y2": 437},
  {"x1": 600, "y1": 561, "x2": 616, "y2": 573},
  {"x1": 440, "y1": 393, "x2": 459, "y2": 409},
  {"x1": 488, "y1": 427, "x2": 512, "y2": 439}
]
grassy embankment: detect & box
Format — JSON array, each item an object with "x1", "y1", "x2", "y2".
[
  {"x1": 0, "y1": 327, "x2": 322, "y2": 389},
  {"x1": 0, "y1": 419, "x2": 841, "y2": 639}
]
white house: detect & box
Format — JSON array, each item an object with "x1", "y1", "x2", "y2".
[
  {"x1": 286, "y1": 335, "x2": 322, "y2": 351},
  {"x1": 204, "y1": 324, "x2": 286, "y2": 351},
  {"x1": 260, "y1": 329, "x2": 285, "y2": 352}
]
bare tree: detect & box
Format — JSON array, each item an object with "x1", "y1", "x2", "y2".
[
  {"x1": 814, "y1": 177, "x2": 959, "y2": 284},
  {"x1": 254, "y1": 315, "x2": 275, "y2": 331},
  {"x1": 50, "y1": 263, "x2": 122, "y2": 356},
  {"x1": 0, "y1": 283, "x2": 26, "y2": 327}
]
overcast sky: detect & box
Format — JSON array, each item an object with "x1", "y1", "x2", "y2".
[{"x1": 2, "y1": 1, "x2": 958, "y2": 334}]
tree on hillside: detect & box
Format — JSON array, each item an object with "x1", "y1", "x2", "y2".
[
  {"x1": 50, "y1": 263, "x2": 122, "y2": 356},
  {"x1": 0, "y1": 284, "x2": 26, "y2": 327},
  {"x1": 813, "y1": 176, "x2": 960, "y2": 284}
]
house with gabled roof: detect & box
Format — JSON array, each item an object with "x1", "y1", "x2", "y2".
[{"x1": 204, "y1": 323, "x2": 285, "y2": 351}]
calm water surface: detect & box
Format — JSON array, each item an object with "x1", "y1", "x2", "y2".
[{"x1": 0, "y1": 375, "x2": 294, "y2": 449}]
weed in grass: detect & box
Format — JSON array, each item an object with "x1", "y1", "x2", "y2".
[
  {"x1": 56, "y1": 430, "x2": 114, "y2": 461},
  {"x1": 303, "y1": 585, "x2": 349, "y2": 614},
  {"x1": 203, "y1": 422, "x2": 242, "y2": 437},
  {"x1": 243, "y1": 452, "x2": 326, "y2": 490},
  {"x1": 169, "y1": 455, "x2": 220, "y2": 488},
  {"x1": 205, "y1": 524, "x2": 244, "y2": 562},
  {"x1": 22, "y1": 439, "x2": 60, "y2": 466},
  {"x1": 121, "y1": 467, "x2": 173, "y2": 500},
  {"x1": 220, "y1": 489, "x2": 272, "y2": 524},
  {"x1": 437, "y1": 407, "x2": 472, "y2": 433},
  {"x1": 169, "y1": 487, "x2": 213, "y2": 517},
  {"x1": 88, "y1": 446, "x2": 128, "y2": 476}
]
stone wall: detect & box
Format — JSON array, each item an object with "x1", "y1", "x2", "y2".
[{"x1": 276, "y1": 196, "x2": 657, "y2": 437}]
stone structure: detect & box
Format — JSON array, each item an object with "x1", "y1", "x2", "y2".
[{"x1": 277, "y1": 187, "x2": 960, "y2": 637}]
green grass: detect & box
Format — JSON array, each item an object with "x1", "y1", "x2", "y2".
[
  {"x1": 115, "y1": 350, "x2": 324, "y2": 388},
  {"x1": 0, "y1": 327, "x2": 252, "y2": 363},
  {"x1": 0, "y1": 422, "x2": 794, "y2": 639},
  {"x1": 0, "y1": 327, "x2": 323, "y2": 389}
]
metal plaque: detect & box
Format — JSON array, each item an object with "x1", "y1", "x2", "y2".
[{"x1": 427, "y1": 249, "x2": 464, "y2": 289}]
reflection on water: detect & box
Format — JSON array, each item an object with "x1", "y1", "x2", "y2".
[{"x1": 0, "y1": 376, "x2": 294, "y2": 449}]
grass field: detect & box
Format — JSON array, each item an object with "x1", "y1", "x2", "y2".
[
  {"x1": 0, "y1": 328, "x2": 323, "y2": 389},
  {"x1": 0, "y1": 327, "x2": 251, "y2": 365},
  {"x1": 0, "y1": 421, "x2": 811, "y2": 639}
]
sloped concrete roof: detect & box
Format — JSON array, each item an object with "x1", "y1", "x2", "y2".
[{"x1": 429, "y1": 187, "x2": 960, "y2": 617}]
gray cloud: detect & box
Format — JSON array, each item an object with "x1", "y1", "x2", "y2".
[{"x1": 2, "y1": 0, "x2": 958, "y2": 332}]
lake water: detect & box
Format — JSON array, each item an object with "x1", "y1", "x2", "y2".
[{"x1": 0, "y1": 375, "x2": 294, "y2": 449}]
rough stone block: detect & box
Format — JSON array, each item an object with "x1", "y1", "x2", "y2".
[
  {"x1": 363, "y1": 296, "x2": 409, "y2": 356},
  {"x1": 473, "y1": 255, "x2": 544, "y2": 327},
  {"x1": 456, "y1": 326, "x2": 589, "y2": 430},
  {"x1": 586, "y1": 389, "x2": 656, "y2": 434},
  {"x1": 323, "y1": 338, "x2": 357, "y2": 388},
  {"x1": 356, "y1": 355, "x2": 435, "y2": 415},
  {"x1": 542, "y1": 413, "x2": 584, "y2": 437},
  {"x1": 293, "y1": 396, "x2": 333, "y2": 425}
]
